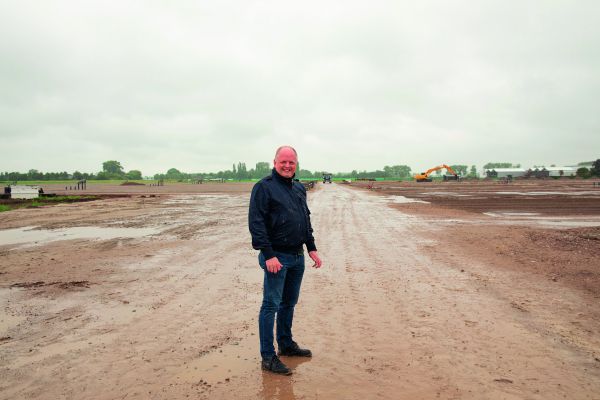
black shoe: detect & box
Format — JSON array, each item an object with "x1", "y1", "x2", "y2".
[
  {"x1": 278, "y1": 341, "x2": 312, "y2": 357},
  {"x1": 261, "y1": 355, "x2": 292, "y2": 375}
]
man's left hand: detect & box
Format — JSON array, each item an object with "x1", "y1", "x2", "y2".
[{"x1": 308, "y1": 251, "x2": 322, "y2": 269}]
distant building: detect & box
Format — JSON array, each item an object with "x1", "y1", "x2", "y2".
[
  {"x1": 524, "y1": 168, "x2": 550, "y2": 178},
  {"x1": 9, "y1": 185, "x2": 40, "y2": 199},
  {"x1": 484, "y1": 168, "x2": 527, "y2": 178},
  {"x1": 544, "y1": 166, "x2": 577, "y2": 177}
]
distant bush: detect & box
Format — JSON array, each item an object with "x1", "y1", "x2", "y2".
[
  {"x1": 592, "y1": 159, "x2": 600, "y2": 177},
  {"x1": 576, "y1": 167, "x2": 591, "y2": 178}
]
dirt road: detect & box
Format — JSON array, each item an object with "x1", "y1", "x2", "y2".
[{"x1": 1, "y1": 184, "x2": 599, "y2": 399}]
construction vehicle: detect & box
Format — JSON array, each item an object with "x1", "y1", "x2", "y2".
[{"x1": 414, "y1": 164, "x2": 459, "y2": 182}]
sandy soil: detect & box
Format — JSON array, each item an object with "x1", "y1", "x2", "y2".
[{"x1": 1, "y1": 182, "x2": 599, "y2": 399}]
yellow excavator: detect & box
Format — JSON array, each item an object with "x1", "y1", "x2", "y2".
[{"x1": 414, "y1": 164, "x2": 459, "y2": 182}]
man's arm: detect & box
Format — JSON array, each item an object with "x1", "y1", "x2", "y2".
[
  {"x1": 249, "y1": 183, "x2": 275, "y2": 260},
  {"x1": 306, "y1": 213, "x2": 322, "y2": 268},
  {"x1": 309, "y1": 250, "x2": 322, "y2": 268},
  {"x1": 302, "y1": 186, "x2": 322, "y2": 268},
  {"x1": 249, "y1": 183, "x2": 283, "y2": 273}
]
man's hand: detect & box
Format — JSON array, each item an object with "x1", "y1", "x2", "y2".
[
  {"x1": 308, "y1": 251, "x2": 322, "y2": 269},
  {"x1": 265, "y1": 256, "x2": 283, "y2": 274}
]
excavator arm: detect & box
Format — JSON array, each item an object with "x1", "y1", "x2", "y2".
[{"x1": 414, "y1": 164, "x2": 459, "y2": 182}]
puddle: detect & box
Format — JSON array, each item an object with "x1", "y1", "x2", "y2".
[
  {"x1": 495, "y1": 191, "x2": 600, "y2": 196},
  {"x1": 0, "y1": 226, "x2": 160, "y2": 248},
  {"x1": 483, "y1": 213, "x2": 600, "y2": 228},
  {"x1": 484, "y1": 212, "x2": 540, "y2": 217},
  {"x1": 164, "y1": 194, "x2": 233, "y2": 205},
  {"x1": 422, "y1": 192, "x2": 472, "y2": 197},
  {"x1": 384, "y1": 196, "x2": 430, "y2": 204},
  {"x1": 535, "y1": 220, "x2": 600, "y2": 228},
  {"x1": 179, "y1": 336, "x2": 259, "y2": 385},
  {"x1": 177, "y1": 335, "x2": 312, "y2": 391}
]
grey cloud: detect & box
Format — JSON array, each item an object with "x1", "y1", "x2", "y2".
[{"x1": 1, "y1": 0, "x2": 599, "y2": 175}]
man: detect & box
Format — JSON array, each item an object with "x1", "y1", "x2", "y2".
[{"x1": 248, "y1": 145, "x2": 322, "y2": 375}]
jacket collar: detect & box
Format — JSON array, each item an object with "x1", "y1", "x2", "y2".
[{"x1": 272, "y1": 168, "x2": 295, "y2": 186}]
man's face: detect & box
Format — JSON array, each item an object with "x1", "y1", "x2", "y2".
[{"x1": 274, "y1": 148, "x2": 297, "y2": 179}]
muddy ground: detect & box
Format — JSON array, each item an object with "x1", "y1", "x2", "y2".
[
  {"x1": 1, "y1": 181, "x2": 599, "y2": 399},
  {"x1": 351, "y1": 179, "x2": 600, "y2": 297}
]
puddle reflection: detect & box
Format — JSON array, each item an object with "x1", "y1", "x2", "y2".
[{"x1": 258, "y1": 357, "x2": 311, "y2": 400}]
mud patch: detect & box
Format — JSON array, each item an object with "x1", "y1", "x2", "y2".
[
  {"x1": 0, "y1": 226, "x2": 160, "y2": 248},
  {"x1": 161, "y1": 220, "x2": 221, "y2": 240},
  {"x1": 10, "y1": 280, "x2": 92, "y2": 290},
  {"x1": 384, "y1": 195, "x2": 429, "y2": 204}
]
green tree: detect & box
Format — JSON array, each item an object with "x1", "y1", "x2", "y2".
[
  {"x1": 449, "y1": 165, "x2": 468, "y2": 176},
  {"x1": 383, "y1": 165, "x2": 412, "y2": 178},
  {"x1": 27, "y1": 169, "x2": 43, "y2": 180},
  {"x1": 96, "y1": 171, "x2": 110, "y2": 180},
  {"x1": 102, "y1": 160, "x2": 124, "y2": 175},
  {"x1": 591, "y1": 159, "x2": 600, "y2": 177},
  {"x1": 235, "y1": 162, "x2": 248, "y2": 180},
  {"x1": 483, "y1": 162, "x2": 514, "y2": 169},
  {"x1": 126, "y1": 170, "x2": 142, "y2": 180},
  {"x1": 254, "y1": 162, "x2": 271, "y2": 178},
  {"x1": 298, "y1": 169, "x2": 315, "y2": 179},
  {"x1": 576, "y1": 167, "x2": 591, "y2": 178},
  {"x1": 166, "y1": 168, "x2": 182, "y2": 180},
  {"x1": 468, "y1": 165, "x2": 478, "y2": 178}
]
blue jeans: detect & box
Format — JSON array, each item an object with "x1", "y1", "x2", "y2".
[{"x1": 258, "y1": 251, "x2": 305, "y2": 360}]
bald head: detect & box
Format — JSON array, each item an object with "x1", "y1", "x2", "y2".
[
  {"x1": 274, "y1": 145, "x2": 297, "y2": 160},
  {"x1": 273, "y1": 145, "x2": 298, "y2": 178}
]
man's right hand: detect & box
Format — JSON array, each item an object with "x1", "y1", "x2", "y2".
[{"x1": 265, "y1": 257, "x2": 283, "y2": 274}]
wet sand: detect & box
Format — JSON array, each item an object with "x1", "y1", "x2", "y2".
[{"x1": 1, "y1": 183, "x2": 599, "y2": 399}]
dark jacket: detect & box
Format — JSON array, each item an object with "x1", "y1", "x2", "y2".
[{"x1": 249, "y1": 169, "x2": 317, "y2": 259}]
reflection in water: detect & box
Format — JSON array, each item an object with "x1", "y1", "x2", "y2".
[
  {"x1": 260, "y1": 372, "x2": 296, "y2": 400},
  {"x1": 258, "y1": 357, "x2": 311, "y2": 400}
]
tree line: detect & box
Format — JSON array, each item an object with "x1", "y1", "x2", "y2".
[
  {"x1": 1, "y1": 160, "x2": 141, "y2": 181},
  {"x1": 152, "y1": 163, "x2": 417, "y2": 181},
  {"x1": 575, "y1": 160, "x2": 600, "y2": 178},
  {"x1": 3, "y1": 159, "x2": 598, "y2": 182}
]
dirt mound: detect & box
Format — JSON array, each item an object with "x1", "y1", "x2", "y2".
[
  {"x1": 527, "y1": 226, "x2": 600, "y2": 250},
  {"x1": 120, "y1": 181, "x2": 145, "y2": 186}
]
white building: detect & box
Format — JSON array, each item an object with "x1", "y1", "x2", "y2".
[
  {"x1": 544, "y1": 166, "x2": 577, "y2": 177},
  {"x1": 9, "y1": 185, "x2": 40, "y2": 199},
  {"x1": 484, "y1": 168, "x2": 527, "y2": 178}
]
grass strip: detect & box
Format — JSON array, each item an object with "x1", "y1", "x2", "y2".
[{"x1": 0, "y1": 195, "x2": 101, "y2": 212}]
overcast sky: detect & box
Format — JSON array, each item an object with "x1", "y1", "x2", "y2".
[{"x1": 1, "y1": 0, "x2": 599, "y2": 175}]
